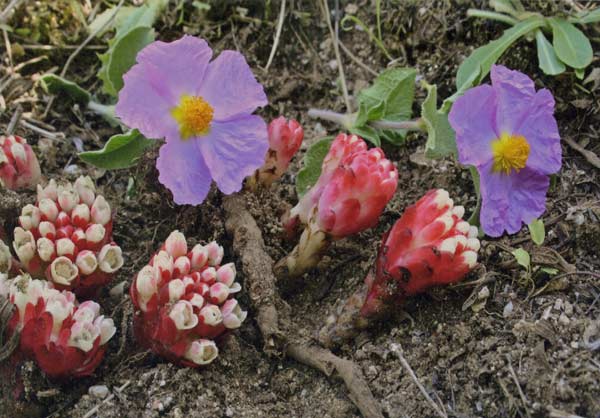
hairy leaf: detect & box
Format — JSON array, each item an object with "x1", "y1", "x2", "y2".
[
  {"x1": 549, "y1": 18, "x2": 593, "y2": 69},
  {"x1": 574, "y1": 7, "x2": 600, "y2": 25},
  {"x1": 296, "y1": 137, "x2": 333, "y2": 197},
  {"x1": 79, "y1": 130, "x2": 155, "y2": 169},
  {"x1": 40, "y1": 74, "x2": 91, "y2": 104},
  {"x1": 420, "y1": 82, "x2": 457, "y2": 158},
  {"x1": 512, "y1": 248, "x2": 531, "y2": 270},
  {"x1": 528, "y1": 218, "x2": 545, "y2": 246},
  {"x1": 535, "y1": 30, "x2": 565, "y2": 75}
]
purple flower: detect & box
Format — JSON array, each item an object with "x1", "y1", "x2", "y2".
[
  {"x1": 448, "y1": 65, "x2": 561, "y2": 237},
  {"x1": 115, "y1": 36, "x2": 268, "y2": 205}
]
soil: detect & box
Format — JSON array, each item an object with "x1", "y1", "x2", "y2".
[{"x1": 1, "y1": 1, "x2": 599, "y2": 417}]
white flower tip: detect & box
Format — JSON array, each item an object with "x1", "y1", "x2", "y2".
[
  {"x1": 189, "y1": 293, "x2": 205, "y2": 309},
  {"x1": 165, "y1": 230, "x2": 188, "y2": 258},
  {"x1": 98, "y1": 244, "x2": 124, "y2": 273},
  {"x1": 199, "y1": 304, "x2": 222, "y2": 326},
  {"x1": 72, "y1": 203, "x2": 91, "y2": 224},
  {"x1": 462, "y1": 251, "x2": 478, "y2": 268},
  {"x1": 50, "y1": 256, "x2": 79, "y2": 285},
  {"x1": 439, "y1": 237, "x2": 457, "y2": 254},
  {"x1": 201, "y1": 267, "x2": 217, "y2": 284},
  {"x1": 74, "y1": 176, "x2": 96, "y2": 206},
  {"x1": 136, "y1": 265, "x2": 157, "y2": 298},
  {"x1": 56, "y1": 238, "x2": 76, "y2": 257},
  {"x1": 205, "y1": 241, "x2": 224, "y2": 266},
  {"x1": 174, "y1": 256, "x2": 191, "y2": 276},
  {"x1": 10, "y1": 143, "x2": 26, "y2": 164},
  {"x1": 39, "y1": 198, "x2": 59, "y2": 222},
  {"x1": 91, "y1": 195, "x2": 111, "y2": 226},
  {"x1": 209, "y1": 282, "x2": 229, "y2": 304},
  {"x1": 13, "y1": 227, "x2": 36, "y2": 262},
  {"x1": 190, "y1": 244, "x2": 208, "y2": 269},
  {"x1": 85, "y1": 223, "x2": 106, "y2": 244},
  {"x1": 468, "y1": 225, "x2": 479, "y2": 239},
  {"x1": 76, "y1": 250, "x2": 98, "y2": 275},
  {"x1": 0, "y1": 241, "x2": 12, "y2": 273},
  {"x1": 185, "y1": 339, "x2": 219, "y2": 365},
  {"x1": 456, "y1": 221, "x2": 470, "y2": 234},
  {"x1": 37, "y1": 237, "x2": 56, "y2": 262},
  {"x1": 452, "y1": 205, "x2": 465, "y2": 219},
  {"x1": 216, "y1": 263, "x2": 236, "y2": 287},
  {"x1": 433, "y1": 189, "x2": 451, "y2": 209},
  {"x1": 467, "y1": 237, "x2": 481, "y2": 252},
  {"x1": 168, "y1": 278, "x2": 186, "y2": 302},
  {"x1": 98, "y1": 317, "x2": 116, "y2": 345},
  {"x1": 169, "y1": 300, "x2": 198, "y2": 330},
  {"x1": 221, "y1": 299, "x2": 247, "y2": 329}
]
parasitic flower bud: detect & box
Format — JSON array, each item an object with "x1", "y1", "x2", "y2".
[
  {"x1": 319, "y1": 189, "x2": 481, "y2": 347},
  {"x1": 0, "y1": 135, "x2": 41, "y2": 190},
  {"x1": 130, "y1": 231, "x2": 245, "y2": 367},
  {"x1": 276, "y1": 134, "x2": 397, "y2": 280},
  {"x1": 11, "y1": 176, "x2": 122, "y2": 297}
]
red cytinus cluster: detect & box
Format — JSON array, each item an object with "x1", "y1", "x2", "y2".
[
  {"x1": 319, "y1": 189, "x2": 480, "y2": 347},
  {"x1": 0, "y1": 135, "x2": 41, "y2": 190},
  {"x1": 2, "y1": 274, "x2": 115, "y2": 379},
  {"x1": 130, "y1": 231, "x2": 246, "y2": 367},
  {"x1": 251, "y1": 116, "x2": 304, "y2": 188},
  {"x1": 12, "y1": 176, "x2": 124, "y2": 298},
  {"x1": 276, "y1": 133, "x2": 398, "y2": 279}
]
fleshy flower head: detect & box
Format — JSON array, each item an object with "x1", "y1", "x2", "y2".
[
  {"x1": 449, "y1": 65, "x2": 561, "y2": 237},
  {"x1": 116, "y1": 35, "x2": 269, "y2": 205}
]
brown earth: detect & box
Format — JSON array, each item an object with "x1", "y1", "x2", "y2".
[{"x1": 0, "y1": 1, "x2": 599, "y2": 417}]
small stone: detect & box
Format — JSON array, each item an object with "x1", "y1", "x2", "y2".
[
  {"x1": 554, "y1": 299, "x2": 563, "y2": 311},
  {"x1": 503, "y1": 301, "x2": 513, "y2": 318},
  {"x1": 88, "y1": 385, "x2": 109, "y2": 399},
  {"x1": 225, "y1": 407, "x2": 234, "y2": 417},
  {"x1": 558, "y1": 313, "x2": 570, "y2": 326},
  {"x1": 564, "y1": 301, "x2": 573, "y2": 316}
]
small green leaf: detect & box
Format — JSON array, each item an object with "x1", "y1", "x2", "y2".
[
  {"x1": 89, "y1": 0, "x2": 167, "y2": 36},
  {"x1": 549, "y1": 18, "x2": 593, "y2": 69},
  {"x1": 420, "y1": 82, "x2": 457, "y2": 158},
  {"x1": 79, "y1": 130, "x2": 155, "y2": 170},
  {"x1": 98, "y1": 26, "x2": 156, "y2": 96},
  {"x1": 535, "y1": 30, "x2": 566, "y2": 75},
  {"x1": 574, "y1": 67, "x2": 585, "y2": 80},
  {"x1": 528, "y1": 218, "x2": 545, "y2": 246},
  {"x1": 353, "y1": 67, "x2": 416, "y2": 145},
  {"x1": 296, "y1": 137, "x2": 334, "y2": 197},
  {"x1": 540, "y1": 267, "x2": 558, "y2": 276},
  {"x1": 574, "y1": 7, "x2": 600, "y2": 25},
  {"x1": 88, "y1": 6, "x2": 139, "y2": 36},
  {"x1": 40, "y1": 74, "x2": 91, "y2": 105},
  {"x1": 512, "y1": 248, "x2": 531, "y2": 270},
  {"x1": 455, "y1": 17, "x2": 545, "y2": 92},
  {"x1": 349, "y1": 126, "x2": 381, "y2": 147}
]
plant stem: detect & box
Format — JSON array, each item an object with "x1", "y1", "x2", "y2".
[
  {"x1": 308, "y1": 108, "x2": 425, "y2": 132},
  {"x1": 467, "y1": 9, "x2": 519, "y2": 26}
]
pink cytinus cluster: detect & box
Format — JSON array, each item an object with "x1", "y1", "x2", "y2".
[
  {"x1": 0, "y1": 135, "x2": 41, "y2": 190},
  {"x1": 276, "y1": 133, "x2": 398, "y2": 279},
  {"x1": 131, "y1": 231, "x2": 246, "y2": 367},
  {"x1": 251, "y1": 117, "x2": 304, "y2": 187},
  {"x1": 2, "y1": 274, "x2": 115, "y2": 379},
  {"x1": 319, "y1": 189, "x2": 480, "y2": 346},
  {"x1": 12, "y1": 176, "x2": 123, "y2": 297}
]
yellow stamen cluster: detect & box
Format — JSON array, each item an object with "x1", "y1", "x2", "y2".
[
  {"x1": 171, "y1": 95, "x2": 214, "y2": 139},
  {"x1": 491, "y1": 133, "x2": 530, "y2": 174}
]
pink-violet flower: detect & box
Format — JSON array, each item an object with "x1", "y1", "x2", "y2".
[
  {"x1": 115, "y1": 35, "x2": 269, "y2": 205},
  {"x1": 448, "y1": 65, "x2": 561, "y2": 237}
]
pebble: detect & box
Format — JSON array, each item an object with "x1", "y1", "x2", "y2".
[
  {"x1": 554, "y1": 299, "x2": 563, "y2": 311},
  {"x1": 88, "y1": 385, "x2": 109, "y2": 399},
  {"x1": 503, "y1": 301, "x2": 513, "y2": 318},
  {"x1": 226, "y1": 407, "x2": 234, "y2": 417},
  {"x1": 564, "y1": 301, "x2": 574, "y2": 316},
  {"x1": 558, "y1": 313, "x2": 570, "y2": 326}
]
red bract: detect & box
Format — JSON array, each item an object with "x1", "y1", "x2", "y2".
[
  {"x1": 130, "y1": 231, "x2": 246, "y2": 367},
  {"x1": 0, "y1": 135, "x2": 41, "y2": 190},
  {"x1": 276, "y1": 134, "x2": 397, "y2": 279},
  {"x1": 2, "y1": 274, "x2": 115, "y2": 379},
  {"x1": 319, "y1": 189, "x2": 480, "y2": 347},
  {"x1": 12, "y1": 176, "x2": 124, "y2": 298},
  {"x1": 252, "y1": 117, "x2": 304, "y2": 187}
]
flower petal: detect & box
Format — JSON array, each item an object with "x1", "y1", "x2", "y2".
[
  {"x1": 518, "y1": 88, "x2": 562, "y2": 175},
  {"x1": 116, "y1": 36, "x2": 212, "y2": 141},
  {"x1": 479, "y1": 161, "x2": 549, "y2": 237},
  {"x1": 491, "y1": 65, "x2": 536, "y2": 134},
  {"x1": 157, "y1": 139, "x2": 212, "y2": 205},
  {"x1": 199, "y1": 51, "x2": 268, "y2": 121},
  {"x1": 199, "y1": 115, "x2": 268, "y2": 194},
  {"x1": 448, "y1": 84, "x2": 497, "y2": 167}
]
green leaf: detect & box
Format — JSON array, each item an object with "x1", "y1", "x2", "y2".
[
  {"x1": 467, "y1": 166, "x2": 482, "y2": 228},
  {"x1": 296, "y1": 137, "x2": 334, "y2": 197},
  {"x1": 574, "y1": 7, "x2": 600, "y2": 25},
  {"x1": 575, "y1": 67, "x2": 585, "y2": 80},
  {"x1": 540, "y1": 267, "x2": 558, "y2": 276},
  {"x1": 79, "y1": 130, "x2": 155, "y2": 169},
  {"x1": 420, "y1": 82, "x2": 457, "y2": 158},
  {"x1": 349, "y1": 126, "x2": 380, "y2": 147},
  {"x1": 98, "y1": 26, "x2": 156, "y2": 96},
  {"x1": 353, "y1": 67, "x2": 416, "y2": 145},
  {"x1": 89, "y1": 0, "x2": 167, "y2": 36},
  {"x1": 549, "y1": 18, "x2": 593, "y2": 69},
  {"x1": 512, "y1": 248, "x2": 531, "y2": 270},
  {"x1": 40, "y1": 74, "x2": 91, "y2": 105},
  {"x1": 455, "y1": 17, "x2": 545, "y2": 92},
  {"x1": 535, "y1": 30, "x2": 566, "y2": 75},
  {"x1": 528, "y1": 218, "x2": 545, "y2": 246},
  {"x1": 88, "y1": 6, "x2": 139, "y2": 36}
]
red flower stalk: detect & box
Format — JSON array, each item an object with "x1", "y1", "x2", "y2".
[
  {"x1": 275, "y1": 133, "x2": 397, "y2": 279},
  {"x1": 2, "y1": 274, "x2": 115, "y2": 379},
  {"x1": 318, "y1": 189, "x2": 480, "y2": 347},
  {"x1": 130, "y1": 231, "x2": 246, "y2": 367},
  {"x1": 250, "y1": 117, "x2": 304, "y2": 188},
  {"x1": 0, "y1": 135, "x2": 41, "y2": 190},
  {"x1": 12, "y1": 176, "x2": 123, "y2": 298}
]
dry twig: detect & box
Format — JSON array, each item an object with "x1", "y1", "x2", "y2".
[
  {"x1": 563, "y1": 136, "x2": 600, "y2": 170},
  {"x1": 505, "y1": 354, "x2": 532, "y2": 418},
  {"x1": 264, "y1": 0, "x2": 286, "y2": 72}
]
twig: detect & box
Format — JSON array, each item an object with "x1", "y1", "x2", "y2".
[
  {"x1": 550, "y1": 270, "x2": 600, "y2": 281},
  {"x1": 82, "y1": 380, "x2": 131, "y2": 418},
  {"x1": 0, "y1": 0, "x2": 23, "y2": 24},
  {"x1": 563, "y1": 136, "x2": 600, "y2": 170},
  {"x1": 19, "y1": 120, "x2": 65, "y2": 140},
  {"x1": 339, "y1": 41, "x2": 377, "y2": 76},
  {"x1": 505, "y1": 355, "x2": 532, "y2": 418},
  {"x1": 264, "y1": 0, "x2": 286, "y2": 72},
  {"x1": 6, "y1": 105, "x2": 23, "y2": 135},
  {"x1": 321, "y1": 0, "x2": 352, "y2": 112},
  {"x1": 2, "y1": 29, "x2": 13, "y2": 73},
  {"x1": 390, "y1": 344, "x2": 448, "y2": 418}
]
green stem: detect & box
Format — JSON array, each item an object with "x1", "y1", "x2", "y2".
[
  {"x1": 87, "y1": 101, "x2": 120, "y2": 127},
  {"x1": 307, "y1": 108, "x2": 355, "y2": 129},
  {"x1": 467, "y1": 9, "x2": 519, "y2": 26},
  {"x1": 307, "y1": 108, "x2": 425, "y2": 132},
  {"x1": 370, "y1": 119, "x2": 425, "y2": 131}
]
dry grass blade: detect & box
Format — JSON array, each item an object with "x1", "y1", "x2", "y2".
[{"x1": 264, "y1": 0, "x2": 286, "y2": 72}]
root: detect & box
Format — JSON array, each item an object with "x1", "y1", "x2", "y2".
[{"x1": 223, "y1": 193, "x2": 383, "y2": 418}]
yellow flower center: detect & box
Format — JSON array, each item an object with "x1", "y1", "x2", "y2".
[
  {"x1": 171, "y1": 95, "x2": 214, "y2": 139},
  {"x1": 491, "y1": 133, "x2": 530, "y2": 174}
]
